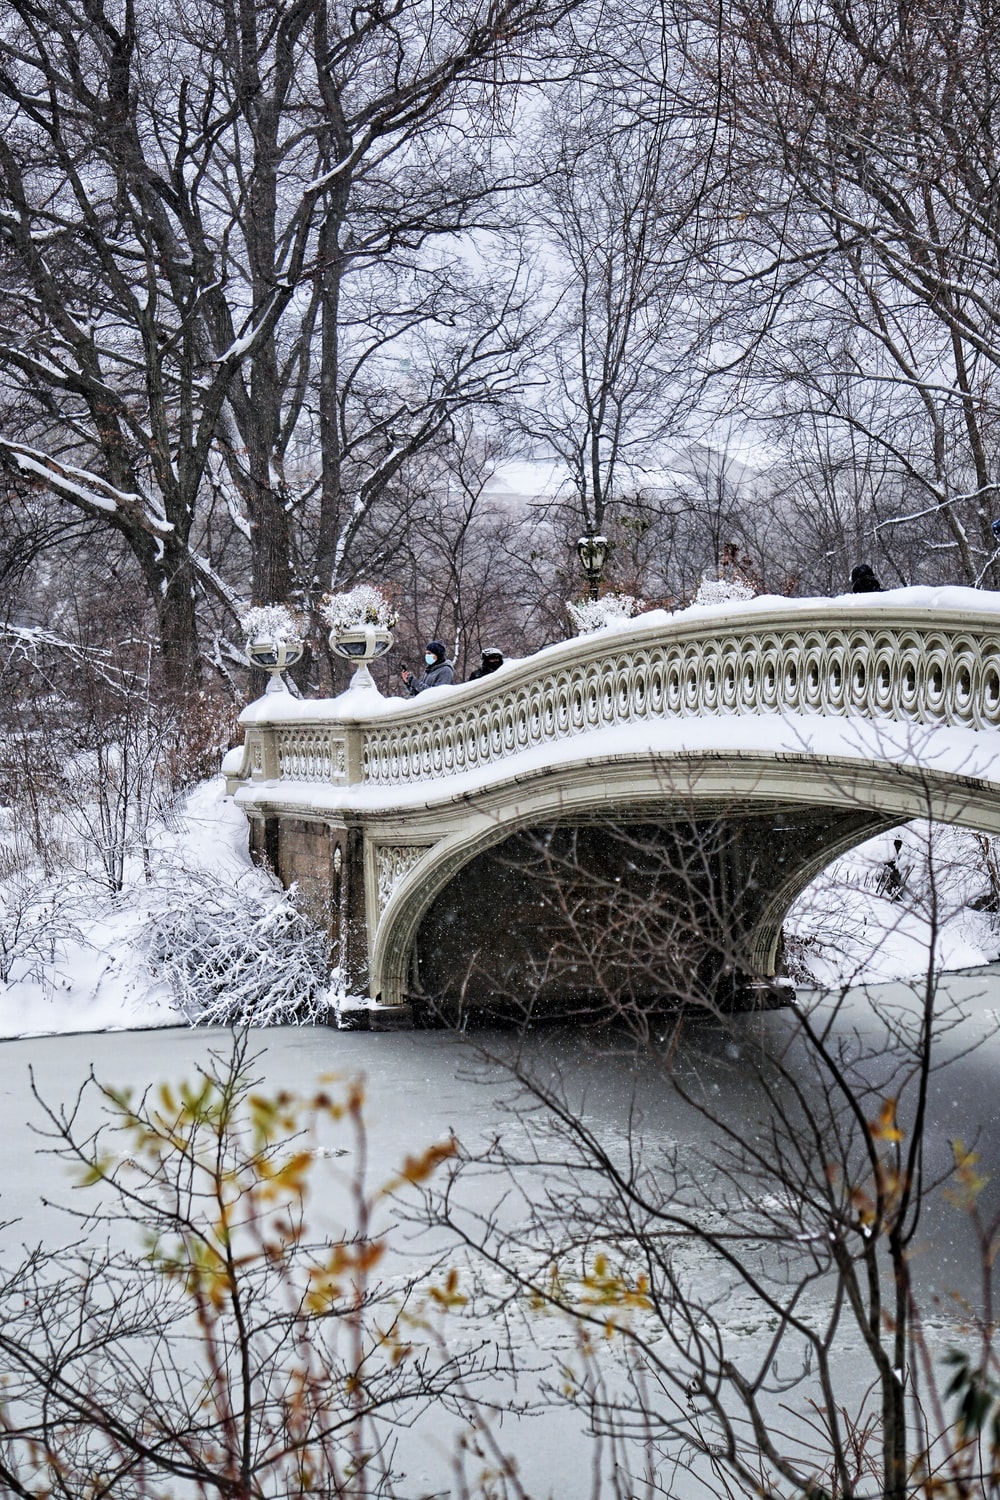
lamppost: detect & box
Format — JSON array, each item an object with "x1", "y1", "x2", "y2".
[{"x1": 577, "y1": 532, "x2": 609, "y2": 601}]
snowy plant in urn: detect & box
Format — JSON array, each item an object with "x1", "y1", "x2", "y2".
[
  {"x1": 693, "y1": 573, "x2": 756, "y2": 607},
  {"x1": 566, "y1": 593, "x2": 644, "y2": 634},
  {"x1": 240, "y1": 604, "x2": 304, "y2": 695},
  {"x1": 321, "y1": 585, "x2": 396, "y2": 692}
]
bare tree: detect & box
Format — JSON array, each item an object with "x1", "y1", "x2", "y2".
[
  {"x1": 0, "y1": 0, "x2": 585, "y2": 687},
  {"x1": 412, "y1": 798, "x2": 1000, "y2": 1497},
  {"x1": 383, "y1": 418, "x2": 565, "y2": 678},
  {"x1": 516, "y1": 44, "x2": 719, "y2": 578},
  {"x1": 668, "y1": 0, "x2": 1000, "y2": 588}
]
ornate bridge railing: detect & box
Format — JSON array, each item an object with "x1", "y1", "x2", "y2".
[{"x1": 229, "y1": 590, "x2": 1000, "y2": 800}]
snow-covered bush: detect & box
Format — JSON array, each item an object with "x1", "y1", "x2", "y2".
[
  {"x1": 320, "y1": 584, "x2": 397, "y2": 633},
  {"x1": 61, "y1": 723, "x2": 173, "y2": 893},
  {"x1": 146, "y1": 871, "x2": 330, "y2": 1025},
  {"x1": 566, "y1": 593, "x2": 644, "y2": 634},
  {"x1": 238, "y1": 604, "x2": 303, "y2": 645},
  {"x1": 692, "y1": 573, "x2": 756, "y2": 606},
  {"x1": 0, "y1": 871, "x2": 84, "y2": 984}
]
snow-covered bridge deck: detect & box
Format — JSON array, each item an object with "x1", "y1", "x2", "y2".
[{"x1": 224, "y1": 588, "x2": 1000, "y2": 1021}]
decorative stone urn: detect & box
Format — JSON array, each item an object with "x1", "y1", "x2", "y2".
[
  {"x1": 246, "y1": 636, "x2": 305, "y2": 694},
  {"x1": 321, "y1": 584, "x2": 397, "y2": 693},
  {"x1": 328, "y1": 623, "x2": 394, "y2": 691}
]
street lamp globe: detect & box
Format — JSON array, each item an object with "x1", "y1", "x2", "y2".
[{"x1": 577, "y1": 532, "x2": 609, "y2": 601}]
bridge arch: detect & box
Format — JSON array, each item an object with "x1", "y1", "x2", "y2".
[{"x1": 370, "y1": 746, "x2": 1000, "y2": 1013}]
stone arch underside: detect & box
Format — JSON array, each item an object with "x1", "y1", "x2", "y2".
[{"x1": 370, "y1": 750, "x2": 1000, "y2": 1011}]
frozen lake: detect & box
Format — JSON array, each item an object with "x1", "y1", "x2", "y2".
[{"x1": 1, "y1": 967, "x2": 998, "y2": 1496}]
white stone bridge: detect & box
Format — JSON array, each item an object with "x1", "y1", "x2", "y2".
[{"x1": 224, "y1": 588, "x2": 1000, "y2": 1025}]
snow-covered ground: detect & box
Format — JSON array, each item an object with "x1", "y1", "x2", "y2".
[
  {"x1": 783, "y1": 822, "x2": 1000, "y2": 985},
  {"x1": 0, "y1": 780, "x2": 328, "y2": 1038},
  {"x1": 1, "y1": 780, "x2": 998, "y2": 1039}
]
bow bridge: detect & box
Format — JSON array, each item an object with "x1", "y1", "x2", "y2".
[{"x1": 224, "y1": 588, "x2": 1000, "y2": 1025}]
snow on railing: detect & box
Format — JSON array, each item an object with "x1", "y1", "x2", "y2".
[{"x1": 359, "y1": 612, "x2": 1000, "y2": 788}]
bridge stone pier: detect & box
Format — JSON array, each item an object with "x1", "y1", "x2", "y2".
[{"x1": 223, "y1": 588, "x2": 1000, "y2": 1026}]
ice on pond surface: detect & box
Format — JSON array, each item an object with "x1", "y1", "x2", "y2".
[{"x1": 0, "y1": 970, "x2": 998, "y2": 1498}]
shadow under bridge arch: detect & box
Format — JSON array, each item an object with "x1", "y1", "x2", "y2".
[
  {"x1": 369, "y1": 751, "x2": 1000, "y2": 1019},
  {"x1": 371, "y1": 805, "x2": 895, "y2": 1023}
]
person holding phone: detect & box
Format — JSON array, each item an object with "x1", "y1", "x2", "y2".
[{"x1": 401, "y1": 640, "x2": 454, "y2": 695}]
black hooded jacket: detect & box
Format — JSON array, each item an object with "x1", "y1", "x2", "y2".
[{"x1": 850, "y1": 565, "x2": 883, "y2": 593}]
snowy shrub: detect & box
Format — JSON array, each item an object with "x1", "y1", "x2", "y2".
[
  {"x1": 0, "y1": 872, "x2": 84, "y2": 984},
  {"x1": 566, "y1": 593, "x2": 644, "y2": 634},
  {"x1": 166, "y1": 690, "x2": 241, "y2": 790},
  {"x1": 0, "y1": 802, "x2": 62, "y2": 881},
  {"x1": 319, "y1": 584, "x2": 397, "y2": 633},
  {"x1": 146, "y1": 871, "x2": 330, "y2": 1025},
  {"x1": 238, "y1": 604, "x2": 303, "y2": 645},
  {"x1": 60, "y1": 717, "x2": 173, "y2": 894},
  {"x1": 0, "y1": 621, "x2": 223, "y2": 892},
  {"x1": 692, "y1": 573, "x2": 756, "y2": 606}
]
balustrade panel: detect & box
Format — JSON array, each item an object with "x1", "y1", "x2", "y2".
[
  {"x1": 276, "y1": 730, "x2": 346, "y2": 783},
  {"x1": 250, "y1": 613, "x2": 1000, "y2": 791}
]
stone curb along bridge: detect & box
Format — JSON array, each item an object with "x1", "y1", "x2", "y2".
[{"x1": 223, "y1": 587, "x2": 1000, "y2": 1026}]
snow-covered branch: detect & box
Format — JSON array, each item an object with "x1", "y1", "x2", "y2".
[{"x1": 0, "y1": 441, "x2": 173, "y2": 536}]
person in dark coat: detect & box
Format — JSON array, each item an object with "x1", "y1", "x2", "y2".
[
  {"x1": 850, "y1": 564, "x2": 883, "y2": 593},
  {"x1": 401, "y1": 640, "x2": 455, "y2": 695},
  {"x1": 468, "y1": 647, "x2": 504, "y2": 681}
]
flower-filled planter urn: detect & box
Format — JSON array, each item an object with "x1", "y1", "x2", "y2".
[
  {"x1": 566, "y1": 592, "x2": 644, "y2": 635},
  {"x1": 320, "y1": 585, "x2": 397, "y2": 692},
  {"x1": 240, "y1": 605, "x2": 305, "y2": 694}
]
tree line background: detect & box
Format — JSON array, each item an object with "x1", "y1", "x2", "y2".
[{"x1": 2, "y1": 0, "x2": 997, "y2": 711}]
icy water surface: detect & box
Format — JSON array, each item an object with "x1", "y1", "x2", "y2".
[{"x1": 1, "y1": 967, "x2": 999, "y2": 1496}]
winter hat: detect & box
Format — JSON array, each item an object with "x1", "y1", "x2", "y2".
[
  {"x1": 425, "y1": 640, "x2": 448, "y2": 661},
  {"x1": 850, "y1": 564, "x2": 878, "y2": 584},
  {"x1": 481, "y1": 647, "x2": 503, "y2": 660}
]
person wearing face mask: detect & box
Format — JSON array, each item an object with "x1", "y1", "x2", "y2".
[
  {"x1": 400, "y1": 640, "x2": 455, "y2": 695},
  {"x1": 468, "y1": 647, "x2": 504, "y2": 680}
]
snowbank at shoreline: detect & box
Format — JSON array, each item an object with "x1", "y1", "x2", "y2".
[
  {"x1": 784, "y1": 822, "x2": 1000, "y2": 985},
  {"x1": 0, "y1": 780, "x2": 318, "y2": 1039}
]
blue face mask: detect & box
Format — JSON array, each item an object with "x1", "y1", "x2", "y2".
[{"x1": 425, "y1": 653, "x2": 436, "y2": 666}]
